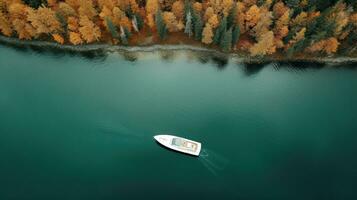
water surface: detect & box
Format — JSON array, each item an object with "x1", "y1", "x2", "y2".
[{"x1": 0, "y1": 46, "x2": 357, "y2": 200}]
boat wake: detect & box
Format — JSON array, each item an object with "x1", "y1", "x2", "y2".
[{"x1": 199, "y1": 148, "x2": 229, "y2": 177}]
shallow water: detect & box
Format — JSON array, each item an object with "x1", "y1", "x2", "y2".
[{"x1": 0, "y1": 46, "x2": 357, "y2": 200}]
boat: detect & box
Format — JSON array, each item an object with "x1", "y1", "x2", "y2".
[{"x1": 154, "y1": 135, "x2": 202, "y2": 156}]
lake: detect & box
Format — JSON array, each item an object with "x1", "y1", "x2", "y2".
[{"x1": 0, "y1": 45, "x2": 357, "y2": 200}]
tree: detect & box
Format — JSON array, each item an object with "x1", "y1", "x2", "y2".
[
  {"x1": 172, "y1": 0, "x2": 184, "y2": 20},
  {"x1": 155, "y1": 9, "x2": 167, "y2": 39},
  {"x1": 208, "y1": 14, "x2": 219, "y2": 29},
  {"x1": 232, "y1": 25, "x2": 240, "y2": 46},
  {"x1": 220, "y1": 28, "x2": 232, "y2": 52},
  {"x1": 0, "y1": 11, "x2": 12, "y2": 36},
  {"x1": 245, "y1": 5, "x2": 260, "y2": 31},
  {"x1": 202, "y1": 23, "x2": 213, "y2": 44},
  {"x1": 252, "y1": 9, "x2": 272, "y2": 39},
  {"x1": 194, "y1": 13, "x2": 203, "y2": 40},
  {"x1": 204, "y1": 7, "x2": 214, "y2": 22},
  {"x1": 67, "y1": 16, "x2": 79, "y2": 31},
  {"x1": 52, "y1": 33, "x2": 64, "y2": 44},
  {"x1": 27, "y1": 7, "x2": 61, "y2": 35},
  {"x1": 58, "y1": 2, "x2": 76, "y2": 17},
  {"x1": 249, "y1": 31, "x2": 276, "y2": 56},
  {"x1": 213, "y1": 17, "x2": 227, "y2": 45},
  {"x1": 105, "y1": 17, "x2": 119, "y2": 39},
  {"x1": 184, "y1": 10, "x2": 192, "y2": 37},
  {"x1": 78, "y1": 15, "x2": 101, "y2": 43},
  {"x1": 69, "y1": 31, "x2": 83, "y2": 44},
  {"x1": 23, "y1": 0, "x2": 46, "y2": 9},
  {"x1": 78, "y1": 0, "x2": 97, "y2": 19},
  {"x1": 284, "y1": 0, "x2": 300, "y2": 8},
  {"x1": 227, "y1": 3, "x2": 237, "y2": 29},
  {"x1": 163, "y1": 11, "x2": 178, "y2": 32}
]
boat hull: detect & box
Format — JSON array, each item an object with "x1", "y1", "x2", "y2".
[{"x1": 154, "y1": 135, "x2": 201, "y2": 156}]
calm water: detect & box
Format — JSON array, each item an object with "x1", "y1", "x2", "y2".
[{"x1": 0, "y1": 45, "x2": 357, "y2": 200}]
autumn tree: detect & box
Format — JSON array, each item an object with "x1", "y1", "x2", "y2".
[
  {"x1": 146, "y1": 0, "x2": 159, "y2": 29},
  {"x1": 245, "y1": 5, "x2": 260, "y2": 31},
  {"x1": 163, "y1": 11, "x2": 178, "y2": 32},
  {"x1": 69, "y1": 31, "x2": 83, "y2": 44},
  {"x1": 52, "y1": 33, "x2": 64, "y2": 44},
  {"x1": 172, "y1": 0, "x2": 184, "y2": 20},
  {"x1": 27, "y1": 6, "x2": 61, "y2": 35},
  {"x1": 0, "y1": 10, "x2": 12, "y2": 36},
  {"x1": 78, "y1": 15, "x2": 101, "y2": 43},
  {"x1": 78, "y1": 0, "x2": 97, "y2": 20},
  {"x1": 202, "y1": 22, "x2": 213, "y2": 44},
  {"x1": 249, "y1": 31, "x2": 276, "y2": 56}
]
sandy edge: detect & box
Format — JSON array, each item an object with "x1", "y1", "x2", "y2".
[{"x1": 1, "y1": 35, "x2": 356, "y2": 64}]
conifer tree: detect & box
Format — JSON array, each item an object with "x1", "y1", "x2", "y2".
[
  {"x1": 194, "y1": 13, "x2": 203, "y2": 41},
  {"x1": 221, "y1": 28, "x2": 233, "y2": 52},
  {"x1": 184, "y1": 10, "x2": 193, "y2": 37},
  {"x1": 213, "y1": 17, "x2": 227, "y2": 45},
  {"x1": 105, "y1": 17, "x2": 119, "y2": 39},
  {"x1": 155, "y1": 9, "x2": 167, "y2": 39},
  {"x1": 232, "y1": 25, "x2": 240, "y2": 46}
]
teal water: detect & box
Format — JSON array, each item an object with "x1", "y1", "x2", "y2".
[{"x1": 0, "y1": 45, "x2": 357, "y2": 200}]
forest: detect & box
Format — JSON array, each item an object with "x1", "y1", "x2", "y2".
[{"x1": 0, "y1": 0, "x2": 356, "y2": 57}]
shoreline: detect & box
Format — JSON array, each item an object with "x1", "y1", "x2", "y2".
[{"x1": 1, "y1": 35, "x2": 356, "y2": 64}]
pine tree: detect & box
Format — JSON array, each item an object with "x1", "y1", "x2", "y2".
[
  {"x1": 194, "y1": 13, "x2": 203, "y2": 41},
  {"x1": 184, "y1": 10, "x2": 193, "y2": 37},
  {"x1": 227, "y1": 3, "x2": 237, "y2": 29},
  {"x1": 213, "y1": 17, "x2": 227, "y2": 45},
  {"x1": 120, "y1": 25, "x2": 128, "y2": 45},
  {"x1": 232, "y1": 25, "x2": 240, "y2": 46},
  {"x1": 105, "y1": 17, "x2": 119, "y2": 39},
  {"x1": 221, "y1": 28, "x2": 233, "y2": 52},
  {"x1": 155, "y1": 9, "x2": 167, "y2": 40}
]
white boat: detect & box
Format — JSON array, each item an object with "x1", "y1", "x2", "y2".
[{"x1": 154, "y1": 135, "x2": 202, "y2": 156}]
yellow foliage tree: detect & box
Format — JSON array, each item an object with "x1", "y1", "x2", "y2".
[
  {"x1": 0, "y1": 10, "x2": 12, "y2": 36},
  {"x1": 79, "y1": 15, "x2": 101, "y2": 43},
  {"x1": 204, "y1": 7, "x2": 214, "y2": 22},
  {"x1": 272, "y1": 1, "x2": 288, "y2": 18},
  {"x1": 78, "y1": 0, "x2": 97, "y2": 19},
  {"x1": 67, "y1": 16, "x2": 79, "y2": 31},
  {"x1": 202, "y1": 23, "x2": 213, "y2": 44},
  {"x1": 27, "y1": 7, "x2": 61, "y2": 35},
  {"x1": 58, "y1": 2, "x2": 77, "y2": 17},
  {"x1": 324, "y1": 37, "x2": 340, "y2": 54},
  {"x1": 208, "y1": 14, "x2": 219, "y2": 29},
  {"x1": 245, "y1": 5, "x2": 260, "y2": 31},
  {"x1": 291, "y1": 11, "x2": 308, "y2": 27},
  {"x1": 69, "y1": 31, "x2": 83, "y2": 44},
  {"x1": 222, "y1": 0, "x2": 233, "y2": 17},
  {"x1": 252, "y1": 8, "x2": 272, "y2": 39},
  {"x1": 193, "y1": 2, "x2": 202, "y2": 14},
  {"x1": 172, "y1": 0, "x2": 184, "y2": 20},
  {"x1": 52, "y1": 33, "x2": 64, "y2": 44},
  {"x1": 163, "y1": 11, "x2": 178, "y2": 32},
  {"x1": 249, "y1": 31, "x2": 276, "y2": 56}
]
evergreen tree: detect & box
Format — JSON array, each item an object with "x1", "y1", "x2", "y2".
[
  {"x1": 220, "y1": 28, "x2": 233, "y2": 52},
  {"x1": 213, "y1": 17, "x2": 227, "y2": 45},
  {"x1": 184, "y1": 0, "x2": 192, "y2": 23},
  {"x1": 105, "y1": 17, "x2": 119, "y2": 39},
  {"x1": 23, "y1": 0, "x2": 47, "y2": 9},
  {"x1": 155, "y1": 9, "x2": 167, "y2": 40},
  {"x1": 56, "y1": 12, "x2": 67, "y2": 34},
  {"x1": 227, "y1": 4, "x2": 237, "y2": 29},
  {"x1": 120, "y1": 26, "x2": 128, "y2": 45},
  {"x1": 194, "y1": 14, "x2": 203, "y2": 41},
  {"x1": 134, "y1": 13, "x2": 144, "y2": 31},
  {"x1": 232, "y1": 25, "x2": 240, "y2": 46},
  {"x1": 184, "y1": 11, "x2": 193, "y2": 37}
]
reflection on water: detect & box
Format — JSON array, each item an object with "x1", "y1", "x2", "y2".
[{"x1": 199, "y1": 149, "x2": 230, "y2": 177}]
